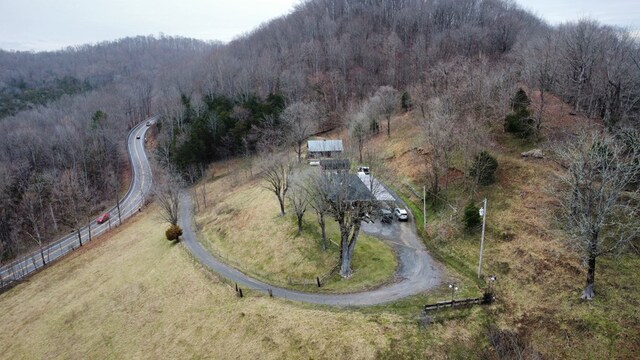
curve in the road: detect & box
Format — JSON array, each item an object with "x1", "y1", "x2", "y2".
[
  {"x1": 0, "y1": 118, "x2": 156, "y2": 286},
  {"x1": 179, "y1": 191, "x2": 442, "y2": 306}
]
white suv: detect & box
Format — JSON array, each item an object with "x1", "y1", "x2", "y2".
[{"x1": 394, "y1": 208, "x2": 408, "y2": 221}]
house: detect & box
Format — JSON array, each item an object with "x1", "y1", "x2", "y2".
[
  {"x1": 320, "y1": 159, "x2": 351, "y2": 172},
  {"x1": 307, "y1": 139, "x2": 344, "y2": 159},
  {"x1": 328, "y1": 173, "x2": 376, "y2": 203}
]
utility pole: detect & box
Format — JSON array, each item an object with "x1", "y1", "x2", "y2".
[
  {"x1": 478, "y1": 198, "x2": 487, "y2": 279},
  {"x1": 423, "y1": 186, "x2": 426, "y2": 229}
]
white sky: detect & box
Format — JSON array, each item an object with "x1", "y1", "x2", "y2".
[{"x1": 0, "y1": 0, "x2": 638, "y2": 52}]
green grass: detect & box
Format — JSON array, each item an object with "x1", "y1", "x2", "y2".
[{"x1": 194, "y1": 176, "x2": 397, "y2": 294}]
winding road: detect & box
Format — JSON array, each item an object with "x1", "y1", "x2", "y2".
[
  {"x1": 179, "y1": 188, "x2": 443, "y2": 306},
  {"x1": 0, "y1": 119, "x2": 155, "y2": 287},
  {"x1": 2, "y1": 118, "x2": 442, "y2": 305}
]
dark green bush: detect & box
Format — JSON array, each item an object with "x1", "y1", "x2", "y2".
[
  {"x1": 505, "y1": 89, "x2": 534, "y2": 138},
  {"x1": 166, "y1": 224, "x2": 183, "y2": 241},
  {"x1": 511, "y1": 88, "x2": 531, "y2": 113},
  {"x1": 463, "y1": 202, "x2": 482, "y2": 231},
  {"x1": 504, "y1": 109, "x2": 534, "y2": 138},
  {"x1": 470, "y1": 151, "x2": 499, "y2": 186},
  {"x1": 401, "y1": 91, "x2": 412, "y2": 112}
]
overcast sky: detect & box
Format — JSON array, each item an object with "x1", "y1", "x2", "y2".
[{"x1": 0, "y1": 0, "x2": 638, "y2": 52}]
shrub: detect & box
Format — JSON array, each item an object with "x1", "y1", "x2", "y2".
[
  {"x1": 165, "y1": 224, "x2": 183, "y2": 241},
  {"x1": 401, "y1": 91, "x2": 412, "y2": 112},
  {"x1": 511, "y1": 88, "x2": 531, "y2": 113},
  {"x1": 469, "y1": 151, "x2": 499, "y2": 186},
  {"x1": 504, "y1": 109, "x2": 534, "y2": 138},
  {"x1": 505, "y1": 89, "x2": 534, "y2": 138},
  {"x1": 463, "y1": 202, "x2": 482, "y2": 231}
]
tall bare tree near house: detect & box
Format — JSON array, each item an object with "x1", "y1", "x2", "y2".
[
  {"x1": 287, "y1": 173, "x2": 308, "y2": 236},
  {"x1": 281, "y1": 102, "x2": 321, "y2": 162},
  {"x1": 153, "y1": 169, "x2": 183, "y2": 226},
  {"x1": 302, "y1": 169, "x2": 331, "y2": 251},
  {"x1": 317, "y1": 171, "x2": 379, "y2": 277},
  {"x1": 555, "y1": 129, "x2": 640, "y2": 300},
  {"x1": 262, "y1": 155, "x2": 293, "y2": 216},
  {"x1": 371, "y1": 86, "x2": 399, "y2": 138}
]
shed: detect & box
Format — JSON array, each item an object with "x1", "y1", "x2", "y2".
[{"x1": 307, "y1": 139, "x2": 344, "y2": 159}]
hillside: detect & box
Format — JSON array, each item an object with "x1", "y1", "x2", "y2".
[
  {"x1": 0, "y1": 92, "x2": 638, "y2": 358},
  {"x1": 0, "y1": 0, "x2": 639, "y2": 358}
]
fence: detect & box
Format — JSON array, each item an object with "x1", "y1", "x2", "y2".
[
  {"x1": 0, "y1": 196, "x2": 146, "y2": 290},
  {"x1": 422, "y1": 292, "x2": 495, "y2": 313}
]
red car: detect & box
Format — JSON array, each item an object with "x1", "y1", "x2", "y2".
[{"x1": 96, "y1": 213, "x2": 110, "y2": 224}]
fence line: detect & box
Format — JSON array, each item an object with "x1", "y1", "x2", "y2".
[{"x1": 0, "y1": 194, "x2": 146, "y2": 290}]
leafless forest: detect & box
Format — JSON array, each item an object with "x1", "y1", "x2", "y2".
[{"x1": 1, "y1": 0, "x2": 639, "y2": 266}]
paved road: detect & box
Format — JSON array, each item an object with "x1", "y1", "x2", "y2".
[
  {"x1": 0, "y1": 118, "x2": 155, "y2": 287},
  {"x1": 180, "y1": 192, "x2": 442, "y2": 306}
]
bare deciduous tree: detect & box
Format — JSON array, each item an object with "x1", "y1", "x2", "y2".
[
  {"x1": 287, "y1": 174, "x2": 308, "y2": 235},
  {"x1": 262, "y1": 155, "x2": 293, "y2": 216},
  {"x1": 522, "y1": 33, "x2": 559, "y2": 137},
  {"x1": 371, "y1": 85, "x2": 399, "y2": 138},
  {"x1": 349, "y1": 111, "x2": 368, "y2": 164},
  {"x1": 556, "y1": 129, "x2": 640, "y2": 300},
  {"x1": 154, "y1": 170, "x2": 183, "y2": 226},
  {"x1": 313, "y1": 171, "x2": 379, "y2": 277},
  {"x1": 281, "y1": 102, "x2": 322, "y2": 162},
  {"x1": 421, "y1": 97, "x2": 456, "y2": 198}
]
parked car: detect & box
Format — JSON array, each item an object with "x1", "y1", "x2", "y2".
[
  {"x1": 394, "y1": 208, "x2": 408, "y2": 221},
  {"x1": 379, "y1": 208, "x2": 393, "y2": 224},
  {"x1": 96, "y1": 213, "x2": 110, "y2": 224},
  {"x1": 357, "y1": 166, "x2": 370, "y2": 175}
]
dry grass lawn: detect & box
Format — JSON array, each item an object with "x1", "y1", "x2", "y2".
[
  {"x1": 0, "y1": 206, "x2": 416, "y2": 359},
  {"x1": 194, "y1": 164, "x2": 397, "y2": 293}
]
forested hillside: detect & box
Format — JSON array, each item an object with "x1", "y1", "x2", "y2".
[
  {"x1": 1, "y1": 0, "x2": 639, "y2": 296},
  {"x1": 0, "y1": 36, "x2": 214, "y2": 260}
]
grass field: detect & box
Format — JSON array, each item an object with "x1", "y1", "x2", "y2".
[
  {"x1": 0, "y1": 206, "x2": 415, "y2": 360},
  {"x1": 194, "y1": 166, "x2": 397, "y2": 293}
]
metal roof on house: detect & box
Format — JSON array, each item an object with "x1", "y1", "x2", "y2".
[
  {"x1": 307, "y1": 139, "x2": 344, "y2": 152},
  {"x1": 328, "y1": 173, "x2": 375, "y2": 202},
  {"x1": 320, "y1": 158, "x2": 351, "y2": 170}
]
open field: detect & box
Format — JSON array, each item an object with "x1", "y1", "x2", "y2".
[
  {"x1": 0, "y1": 206, "x2": 417, "y2": 360},
  {"x1": 194, "y1": 165, "x2": 397, "y2": 293}
]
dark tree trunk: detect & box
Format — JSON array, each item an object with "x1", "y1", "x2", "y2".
[
  {"x1": 339, "y1": 221, "x2": 361, "y2": 278},
  {"x1": 581, "y1": 234, "x2": 598, "y2": 300},
  {"x1": 386, "y1": 115, "x2": 391, "y2": 138},
  {"x1": 297, "y1": 140, "x2": 303, "y2": 162},
  {"x1": 296, "y1": 214, "x2": 303, "y2": 235},
  {"x1": 319, "y1": 214, "x2": 327, "y2": 251}
]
